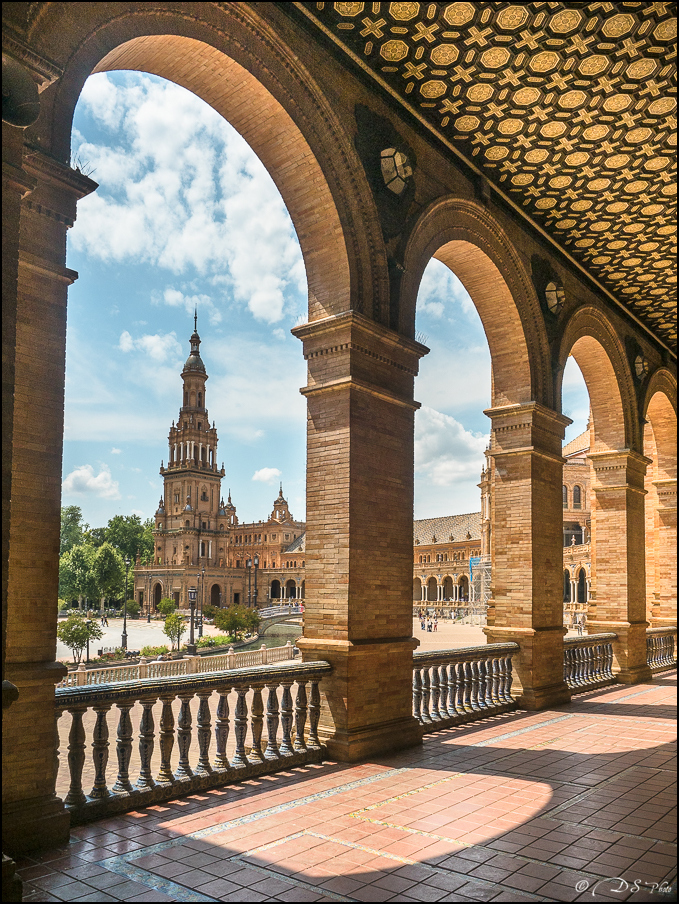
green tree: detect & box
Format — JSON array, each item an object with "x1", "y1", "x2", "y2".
[
  {"x1": 104, "y1": 514, "x2": 154, "y2": 563},
  {"x1": 163, "y1": 612, "x2": 186, "y2": 651},
  {"x1": 214, "y1": 605, "x2": 258, "y2": 641},
  {"x1": 84, "y1": 526, "x2": 107, "y2": 549},
  {"x1": 57, "y1": 614, "x2": 104, "y2": 664},
  {"x1": 157, "y1": 597, "x2": 177, "y2": 617},
  {"x1": 58, "y1": 544, "x2": 97, "y2": 607},
  {"x1": 60, "y1": 506, "x2": 89, "y2": 556},
  {"x1": 93, "y1": 543, "x2": 125, "y2": 606}
]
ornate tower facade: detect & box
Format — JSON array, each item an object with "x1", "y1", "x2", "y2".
[{"x1": 153, "y1": 314, "x2": 230, "y2": 569}]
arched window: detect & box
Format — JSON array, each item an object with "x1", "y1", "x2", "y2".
[
  {"x1": 563, "y1": 485, "x2": 568, "y2": 509},
  {"x1": 184, "y1": 391, "x2": 188, "y2": 407},
  {"x1": 545, "y1": 280, "x2": 565, "y2": 314},
  {"x1": 563, "y1": 570, "x2": 571, "y2": 603},
  {"x1": 198, "y1": 391, "x2": 202, "y2": 407},
  {"x1": 577, "y1": 569, "x2": 587, "y2": 604},
  {"x1": 573, "y1": 485, "x2": 582, "y2": 509},
  {"x1": 201, "y1": 541, "x2": 206, "y2": 557}
]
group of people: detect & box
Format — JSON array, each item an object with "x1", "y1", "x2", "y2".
[{"x1": 419, "y1": 612, "x2": 438, "y2": 632}]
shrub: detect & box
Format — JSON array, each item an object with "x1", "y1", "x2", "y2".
[
  {"x1": 57, "y1": 614, "x2": 104, "y2": 664},
  {"x1": 214, "y1": 605, "x2": 260, "y2": 641},
  {"x1": 141, "y1": 644, "x2": 170, "y2": 657},
  {"x1": 157, "y1": 597, "x2": 176, "y2": 617},
  {"x1": 125, "y1": 598, "x2": 140, "y2": 618},
  {"x1": 163, "y1": 612, "x2": 186, "y2": 650},
  {"x1": 202, "y1": 604, "x2": 219, "y2": 621},
  {"x1": 58, "y1": 598, "x2": 70, "y2": 612}
]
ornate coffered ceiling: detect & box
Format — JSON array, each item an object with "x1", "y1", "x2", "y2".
[{"x1": 294, "y1": 2, "x2": 677, "y2": 351}]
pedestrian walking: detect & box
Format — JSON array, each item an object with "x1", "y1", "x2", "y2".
[{"x1": 433, "y1": 617, "x2": 438, "y2": 632}]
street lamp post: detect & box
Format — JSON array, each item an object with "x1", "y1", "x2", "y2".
[
  {"x1": 253, "y1": 555, "x2": 259, "y2": 609},
  {"x1": 147, "y1": 567, "x2": 152, "y2": 623},
  {"x1": 246, "y1": 558, "x2": 252, "y2": 607},
  {"x1": 85, "y1": 618, "x2": 92, "y2": 664},
  {"x1": 122, "y1": 557, "x2": 130, "y2": 651},
  {"x1": 198, "y1": 565, "x2": 205, "y2": 637},
  {"x1": 187, "y1": 587, "x2": 197, "y2": 655}
]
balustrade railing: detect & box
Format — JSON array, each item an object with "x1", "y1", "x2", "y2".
[
  {"x1": 563, "y1": 634, "x2": 616, "y2": 691},
  {"x1": 57, "y1": 641, "x2": 296, "y2": 688},
  {"x1": 413, "y1": 643, "x2": 519, "y2": 730},
  {"x1": 55, "y1": 659, "x2": 330, "y2": 823},
  {"x1": 647, "y1": 627, "x2": 677, "y2": 672}
]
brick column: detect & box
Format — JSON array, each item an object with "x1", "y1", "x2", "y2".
[
  {"x1": 292, "y1": 312, "x2": 427, "y2": 762},
  {"x1": 3, "y1": 148, "x2": 96, "y2": 854},
  {"x1": 483, "y1": 403, "x2": 572, "y2": 709},
  {"x1": 651, "y1": 479, "x2": 677, "y2": 628},
  {"x1": 586, "y1": 450, "x2": 652, "y2": 683}
]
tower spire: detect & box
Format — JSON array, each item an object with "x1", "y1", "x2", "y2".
[{"x1": 194, "y1": 306, "x2": 197, "y2": 332}]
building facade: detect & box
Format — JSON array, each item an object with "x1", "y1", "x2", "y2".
[{"x1": 134, "y1": 319, "x2": 306, "y2": 613}]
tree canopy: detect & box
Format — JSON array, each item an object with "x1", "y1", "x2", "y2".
[
  {"x1": 57, "y1": 614, "x2": 104, "y2": 664},
  {"x1": 60, "y1": 506, "x2": 89, "y2": 556}
]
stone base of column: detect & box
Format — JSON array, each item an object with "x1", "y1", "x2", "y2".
[
  {"x1": 483, "y1": 626, "x2": 571, "y2": 710},
  {"x1": 1, "y1": 795, "x2": 70, "y2": 857},
  {"x1": 297, "y1": 636, "x2": 422, "y2": 762},
  {"x1": 587, "y1": 620, "x2": 653, "y2": 684}
]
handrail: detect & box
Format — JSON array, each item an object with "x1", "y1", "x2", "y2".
[
  {"x1": 563, "y1": 633, "x2": 616, "y2": 690},
  {"x1": 413, "y1": 643, "x2": 519, "y2": 731},
  {"x1": 55, "y1": 659, "x2": 331, "y2": 824},
  {"x1": 646, "y1": 626, "x2": 677, "y2": 672}
]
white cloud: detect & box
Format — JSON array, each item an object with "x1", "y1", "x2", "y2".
[
  {"x1": 415, "y1": 407, "x2": 488, "y2": 487},
  {"x1": 153, "y1": 287, "x2": 221, "y2": 326},
  {"x1": 63, "y1": 464, "x2": 121, "y2": 499},
  {"x1": 111, "y1": 447, "x2": 122, "y2": 454},
  {"x1": 118, "y1": 330, "x2": 182, "y2": 363},
  {"x1": 252, "y1": 467, "x2": 282, "y2": 484},
  {"x1": 70, "y1": 73, "x2": 306, "y2": 326},
  {"x1": 418, "y1": 258, "x2": 476, "y2": 318}
]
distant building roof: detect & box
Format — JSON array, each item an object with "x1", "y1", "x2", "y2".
[
  {"x1": 413, "y1": 512, "x2": 481, "y2": 545},
  {"x1": 285, "y1": 533, "x2": 305, "y2": 553},
  {"x1": 563, "y1": 429, "x2": 590, "y2": 459}
]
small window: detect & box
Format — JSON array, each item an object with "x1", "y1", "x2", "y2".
[
  {"x1": 563, "y1": 485, "x2": 568, "y2": 509},
  {"x1": 573, "y1": 485, "x2": 582, "y2": 509},
  {"x1": 545, "y1": 280, "x2": 565, "y2": 314}
]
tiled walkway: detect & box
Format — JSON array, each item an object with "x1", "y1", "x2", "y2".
[{"x1": 18, "y1": 673, "x2": 676, "y2": 903}]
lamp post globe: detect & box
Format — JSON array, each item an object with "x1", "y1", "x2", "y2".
[{"x1": 122, "y1": 556, "x2": 130, "y2": 651}]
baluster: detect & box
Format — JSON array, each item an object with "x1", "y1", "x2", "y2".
[
  {"x1": 157, "y1": 695, "x2": 175, "y2": 783},
  {"x1": 563, "y1": 646, "x2": 571, "y2": 686},
  {"x1": 214, "y1": 690, "x2": 230, "y2": 769},
  {"x1": 504, "y1": 655, "x2": 514, "y2": 702},
  {"x1": 583, "y1": 645, "x2": 592, "y2": 684},
  {"x1": 578, "y1": 645, "x2": 587, "y2": 684},
  {"x1": 279, "y1": 681, "x2": 294, "y2": 755},
  {"x1": 112, "y1": 703, "x2": 134, "y2": 793},
  {"x1": 605, "y1": 642, "x2": 614, "y2": 680},
  {"x1": 412, "y1": 669, "x2": 422, "y2": 723},
  {"x1": 479, "y1": 660, "x2": 490, "y2": 710},
  {"x1": 231, "y1": 687, "x2": 249, "y2": 767},
  {"x1": 175, "y1": 694, "x2": 194, "y2": 779},
  {"x1": 294, "y1": 682, "x2": 308, "y2": 751},
  {"x1": 65, "y1": 707, "x2": 87, "y2": 807},
  {"x1": 446, "y1": 664, "x2": 457, "y2": 716},
  {"x1": 88, "y1": 704, "x2": 111, "y2": 799},
  {"x1": 483, "y1": 659, "x2": 494, "y2": 708},
  {"x1": 462, "y1": 661, "x2": 473, "y2": 713},
  {"x1": 590, "y1": 644, "x2": 600, "y2": 683},
  {"x1": 249, "y1": 684, "x2": 265, "y2": 763},
  {"x1": 421, "y1": 667, "x2": 431, "y2": 722},
  {"x1": 196, "y1": 691, "x2": 213, "y2": 774},
  {"x1": 469, "y1": 660, "x2": 480, "y2": 711},
  {"x1": 491, "y1": 658, "x2": 501, "y2": 706},
  {"x1": 308, "y1": 679, "x2": 321, "y2": 749},
  {"x1": 438, "y1": 665, "x2": 449, "y2": 719},
  {"x1": 264, "y1": 684, "x2": 280, "y2": 759},
  {"x1": 455, "y1": 661, "x2": 466, "y2": 715},
  {"x1": 430, "y1": 665, "x2": 441, "y2": 721},
  {"x1": 586, "y1": 645, "x2": 596, "y2": 683},
  {"x1": 54, "y1": 710, "x2": 63, "y2": 793},
  {"x1": 136, "y1": 697, "x2": 156, "y2": 790},
  {"x1": 646, "y1": 637, "x2": 653, "y2": 668}
]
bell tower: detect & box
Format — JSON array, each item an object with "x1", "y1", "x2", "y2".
[{"x1": 155, "y1": 312, "x2": 226, "y2": 567}]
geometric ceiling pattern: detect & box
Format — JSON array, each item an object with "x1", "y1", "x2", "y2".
[{"x1": 295, "y1": 2, "x2": 677, "y2": 350}]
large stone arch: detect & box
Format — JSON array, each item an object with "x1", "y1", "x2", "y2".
[
  {"x1": 641, "y1": 368, "x2": 677, "y2": 628},
  {"x1": 24, "y1": 4, "x2": 389, "y2": 324},
  {"x1": 401, "y1": 197, "x2": 551, "y2": 408}
]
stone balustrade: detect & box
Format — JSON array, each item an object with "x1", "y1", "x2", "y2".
[
  {"x1": 563, "y1": 634, "x2": 617, "y2": 691},
  {"x1": 57, "y1": 641, "x2": 296, "y2": 688},
  {"x1": 646, "y1": 627, "x2": 677, "y2": 672},
  {"x1": 54, "y1": 659, "x2": 330, "y2": 824},
  {"x1": 413, "y1": 643, "x2": 519, "y2": 730}
]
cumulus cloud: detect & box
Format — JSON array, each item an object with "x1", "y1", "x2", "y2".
[
  {"x1": 111, "y1": 447, "x2": 122, "y2": 454},
  {"x1": 119, "y1": 330, "x2": 182, "y2": 363},
  {"x1": 70, "y1": 72, "x2": 306, "y2": 325},
  {"x1": 153, "y1": 287, "x2": 221, "y2": 326},
  {"x1": 252, "y1": 467, "x2": 282, "y2": 484},
  {"x1": 415, "y1": 407, "x2": 488, "y2": 487},
  {"x1": 418, "y1": 258, "x2": 476, "y2": 318},
  {"x1": 63, "y1": 464, "x2": 121, "y2": 499}
]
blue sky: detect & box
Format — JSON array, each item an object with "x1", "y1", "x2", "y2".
[{"x1": 63, "y1": 72, "x2": 589, "y2": 530}]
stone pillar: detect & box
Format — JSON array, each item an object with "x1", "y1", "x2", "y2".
[
  {"x1": 293, "y1": 312, "x2": 427, "y2": 761},
  {"x1": 3, "y1": 148, "x2": 97, "y2": 855},
  {"x1": 586, "y1": 450, "x2": 652, "y2": 683},
  {"x1": 651, "y1": 479, "x2": 676, "y2": 628},
  {"x1": 483, "y1": 403, "x2": 572, "y2": 709}
]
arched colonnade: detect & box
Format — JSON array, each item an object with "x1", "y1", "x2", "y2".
[{"x1": 2, "y1": 2, "x2": 675, "y2": 854}]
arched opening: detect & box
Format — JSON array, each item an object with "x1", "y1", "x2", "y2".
[
  {"x1": 643, "y1": 378, "x2": 677, "y2": 627},
  {"x1": 413, "y1": 578, "x2": 422, "y2": 603},
  {"x1": 458, "y1": 575, "x2": 470, "y2": 603},
  {"x1": 577, "y1": 569, "x2": 587, "y2": 606},
  {"x1": 153, "y1": 582, "x2": 162, "y2": 612},
  {"x1": 271, "y1": 579, "x2": 281, "y2": 600},
  {"x1": 285, "y1": 579, "x2": 296, "y2": 600},
  {"x1": 301, "y1": 580, "x2": 305, "y2": 600},
  {"x1": 573, "y1": 485, "x2": 582, "y2": 510},
  {"x1": 210, "y1": 583, "x2": 221, "y2": 608},
  {"x1": 563, "y1": 570, "x2": 571, "y2": 604},
  {"x1": 443, "y1": 576, "x2": 454, "y2": 601},
  {"x1": 426, "y1": 577, "x2": 437, "y2": 603}
]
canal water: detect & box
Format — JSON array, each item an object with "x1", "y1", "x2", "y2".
[{"x1": 241, "y1": 620, "x2": 302, "y2": 651}]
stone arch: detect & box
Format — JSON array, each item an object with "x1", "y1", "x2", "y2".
[
  {"x1": 28, "y1": 10, "x2": 388, "y2": 323},
  {"x1": 401, "y1": 197, "x2": 551, "y2": 407},
  {"x1": 458, "y1": 574, "x2": 470, "y2": 601},
  {"x1": 643, "y1": 370, "x2": 677, "y2": 483},
  {"x1": 443, "y1": 576, "x2": 454, "y2": 600},
  {"x1": 153, "y1": 582, "x2": 162, "y2": 611},
  {"x1": 557, "y1": 306, "x2": 639, "y2": 453},
  {"x1": 426, "y1": 577, "x2": 437, "y2": 602},
  {"x1": 285, "y1": 579, "x2": 296, "y2": 599},
  {"x1": 210, "y1": 583, "x2": 221, "y2": 608},
  {"x1": 563, "y1": 570, "x2": 571, "y2": 603},
  {"x1": 271, "y1": 579, "x2": 281, "y2": 600},
  {"x1": 412, "y1": 577, "x2": 421, "y2": 602},
  {"x1": 577, "y1": 569, "x2": 587, "y2": 605}
]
